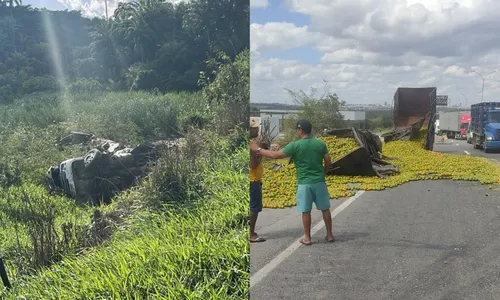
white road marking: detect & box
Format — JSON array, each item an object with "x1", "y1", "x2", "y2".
[
  {"x1": 456, "y1": 144, "x2": 459, "y2": 146},
  {"x1": 250, "y1": 190, "x2": 365, "y2": 288},
  {"x1": 464, "y1": 150, "x2": 470, "y2": 155}
]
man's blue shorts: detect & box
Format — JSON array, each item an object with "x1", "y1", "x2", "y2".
[
  {"x1": 250, "y1": 181, "x2": 262, "y2": 213},
  {"x1": 296, "y1": 181, "x2": 331, "y2": 213}
]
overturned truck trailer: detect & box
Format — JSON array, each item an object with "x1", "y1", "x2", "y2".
[
  {"x1": 47, "y1": 132, "x2": 175, "y2": 205},
  {"x1": 321, "y1": 87, "x2": 437, "y2": 178},
  {"x1": 382, "y1": 87, "x2": 437, "y2": 151},
  {"x1": 323, "y1": 127, "x2": 399, "y2": 177}
]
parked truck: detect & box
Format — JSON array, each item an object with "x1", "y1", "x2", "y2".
[
  {"x1": 438, "y1": 111, "x2": 471, "y2": 139},
  {"x1": 382, "y1": 87, "x2": 437, "y2": 151},
  {"x1": 469, "y1": 102, "x2": 500, "y2": 152}
]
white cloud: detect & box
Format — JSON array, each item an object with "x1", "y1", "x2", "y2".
[
  {"x1": 251, "y1": 22, "x2": 323, "y2": 54},
  {"x1": 251, "y1": 0, "x2": 500, "y2": 105},
  {"x1": 443, "y1": 65, "x2": 468, "y2": 77},
  {"x1": 250, "y1": 0, "x2": 269, "y2": 8}
]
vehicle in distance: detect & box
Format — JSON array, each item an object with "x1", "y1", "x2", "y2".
[
  {"x1": 438, "y1": 111, "x2": 470, "y2": 140},
  {"x1": 469, "y1": 102, "x2": 500, "y2": 152}
]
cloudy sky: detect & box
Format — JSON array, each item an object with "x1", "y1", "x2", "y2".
[{"x1": 250, "y1": 0, "x2": 500, "y2": 106}]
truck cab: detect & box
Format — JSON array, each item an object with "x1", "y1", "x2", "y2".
[
  {"x1": 483, "y1": 109, "x2": 500, "y2": 149},
  {"x1": 470, "y1": 103, "x2": 500, "y2": 152}
]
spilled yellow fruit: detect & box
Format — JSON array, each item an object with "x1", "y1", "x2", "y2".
[{"x1": 261, "y1": 134, "x2": 500, "y2": 208}]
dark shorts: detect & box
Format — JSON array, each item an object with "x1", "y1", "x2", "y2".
[{"x1": 250, "y1": 181, "x2": 263, "y2": 213}]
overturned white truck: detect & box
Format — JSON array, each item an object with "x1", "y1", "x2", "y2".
[{"x1": 46, "y1": 132, "x2": 171, "y2": 204}]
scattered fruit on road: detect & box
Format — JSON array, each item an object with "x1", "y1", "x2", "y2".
[{"x1": 262, "y1": 136, "x2": 500, "y2": 208}]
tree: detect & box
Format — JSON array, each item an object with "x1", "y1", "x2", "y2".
[
  {"x1": 284, "y1": 82, "x2": 347, "y2": 134},
  {"x1": 0, "y1": 0, "x2": 22, "y2": 7},
  {"x1": 200, "y1": 49, "x2": 249, "y2": 134}
]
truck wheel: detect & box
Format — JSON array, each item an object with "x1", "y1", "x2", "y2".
[
  {"x1": 485, "y1": 148, "x2": 490, "y2": 153},
  {"x1": 84, "y1": 149, "x2": 103, "y2": 170}
]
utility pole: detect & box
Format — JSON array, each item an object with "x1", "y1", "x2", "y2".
[
  {"x1": 459, "y1": 92, "x2": 468, "y2": 108},
  {"x1": 105, "y1": 0, "x2": 108, "y2": 19},
  {"x1": 471, "y1": 69, "x2": 497, "y2": 103}
]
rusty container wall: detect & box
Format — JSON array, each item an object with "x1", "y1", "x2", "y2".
[
  {"x1": 392, "y1": 87, "x2": 437, "y2": 150},
  {"x1": 393, "y1": 87, "x2": 437, "y2": 129}
]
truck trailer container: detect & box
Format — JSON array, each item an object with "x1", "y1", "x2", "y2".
[
  {"x1": 390, "y1": 87, "x2": 437, "y2": 150},
  {"x1": 470, "y1": 102, "x2": 500, "y2": 152}
]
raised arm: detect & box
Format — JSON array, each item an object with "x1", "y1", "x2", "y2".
[
  {"x1": 256, "y1": 148, "x2": 288, "y2": 159},
  {"x1": 250, "y1": 140, "x2": 290, "y2": 159}
]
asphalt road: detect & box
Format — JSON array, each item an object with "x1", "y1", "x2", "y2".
[
  {"x1": 433, "y1": 137, "x2": 500, "y2": 163},
  {"x1": 250, "y1": 139, "x2": 500, "y2": 300}
]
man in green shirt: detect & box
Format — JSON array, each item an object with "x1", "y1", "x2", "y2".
[{"x1": 250, "y1": 120, "x2": 334, "y2": 245}]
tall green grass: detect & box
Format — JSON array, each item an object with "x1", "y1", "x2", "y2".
[
  {"x1": 0, "y1": 91, "x2": 250, "y2": 299},
  {"x1": 1, "y1": 137, "x2": 249, "y2": 299}
]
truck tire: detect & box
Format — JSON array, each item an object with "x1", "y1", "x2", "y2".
[
  {"x1": 484, "y1": 148, "x2": 490, "y2": 153},
  {"x1": 84, "y1": 149, "x2": 103, "y2": 170}
]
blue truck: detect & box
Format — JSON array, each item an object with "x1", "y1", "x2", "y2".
[{"x1": 470, "y1": 102, "x2": 500, "y2": 152}]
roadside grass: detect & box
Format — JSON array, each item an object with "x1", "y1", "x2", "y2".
[
  {"x1": 1, "y1": 147, "x2": 249, "y2": 299},
  {"x1": 0, "y1": 91, "x2": 249, "y2": 298}
]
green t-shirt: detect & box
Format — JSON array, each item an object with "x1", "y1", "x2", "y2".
[{"x1": 282, "y1": 137, "x2": 328, "y2": 184}]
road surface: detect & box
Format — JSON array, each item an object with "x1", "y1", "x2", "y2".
[
  {"x1": 433, "y1": 138, "x2": 500, "y2": 163},
  {"x1": 250, "y1": 138, "x2": 500, "y2": 300}
]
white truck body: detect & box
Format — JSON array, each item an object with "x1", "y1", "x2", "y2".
[{"x1": 439, "y1": 111, "x2": 461, "y2": 132}]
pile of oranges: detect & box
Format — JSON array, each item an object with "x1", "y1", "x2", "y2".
[{"x1": 261, "y1": 135, "x2": 500, "y2": 208}]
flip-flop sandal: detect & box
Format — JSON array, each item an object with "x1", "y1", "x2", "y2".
[
  {"x1": 299, "y1": 239, "x2": 312, "y2": 246},
  {"x1": 250, "y1": 236, "x2": 266, "y2": 243},
  {"x1": 325, "y1": 237, "x2": 335, "y2": 243}
]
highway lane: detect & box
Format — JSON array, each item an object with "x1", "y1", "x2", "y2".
[
  {"x1": 433, "y1": 136, "x2": 500, "y2": 163},
  {"x1": 250, "y1": 140, "x2": 500, "y2": 300}
]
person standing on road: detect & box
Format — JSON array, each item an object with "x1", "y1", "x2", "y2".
[
  {"x1": 250, "y1": 119, "x2": 266, "y2": 243},
  {"x1": 250, "y1": 120, "x2": 334, "y2": 245}
]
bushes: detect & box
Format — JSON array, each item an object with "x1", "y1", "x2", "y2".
[
  {"x1": 0, "y1": 183, "x2": 90, "y2": 276},
  {"x1": 200, "y1": 50, "x2": 249, "y2": 135},
  {"x1": 0, "y1": 132, "x2": 249, "y2": 299},
  {"x1": 68, "y1": 78, "x2": 107, "y2": 95},
  {"x1": 0, "y1": 47, "x2": 250, "y2": 297}
]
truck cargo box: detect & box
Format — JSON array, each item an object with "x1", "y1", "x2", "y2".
[
  {"x1": 384, "y1": 87, "x2": 437, "y2": 150},
  {"x1": 470, "y1": 102, "x2": 500, "y2": 134}
]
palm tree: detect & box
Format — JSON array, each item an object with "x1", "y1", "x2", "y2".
[
  {"x1": 114, "y1": 0, "x2": 164, "y2": 62},
  {"x1": 90, "y1": 20, "x2": 118, "y2": 79},
  {"x1": 0, "y1": 0, "x2": 23, "y2": 7}
]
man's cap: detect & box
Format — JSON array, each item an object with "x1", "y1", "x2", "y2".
[
  {"x1": 296, "y1": 119, "x2": 312, "y2": 133},
  {"x1": 250, "y1": 118, "x2": 261, "y2": 128}
]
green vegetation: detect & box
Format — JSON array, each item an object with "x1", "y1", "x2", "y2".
[
  {"x1": 0, "y1": 0, "x2": 249, "y2": 298},
  {"x1": 0, "y1": 0, "x2": 248, "y2": 102}
]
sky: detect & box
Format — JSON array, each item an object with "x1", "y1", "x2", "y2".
[
  {"x1": 24, "y1": 0, "x2": 184, "y2": 18},
  {"x1": 250, "y1": 0, "x2": 500, "y2": 106}
]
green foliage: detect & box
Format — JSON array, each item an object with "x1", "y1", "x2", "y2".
[
  {"x1": 0, "y1": 131, "x2": 249, "y2": 299},
  {"x1": 367, "y1": 116, "x2": 393, "y2": 130},
  {"x1": 0, "y1": 1, "x2": 250, "y2": 296},
  {"x1": 200, "y1": 49, "x2": 250, "y2": 134},
  {"x1": 0, "y1": 184, "x2": 90, "y2": 272},
  {"x1": 0, "y1": 81, "x2": 250, "y2": 297},
  {"x1": 0, "y1": 0, "x2": 250, "y2": 102},
  {"x1": 278, "y1": 83, "x2": 347, "y2": 145},
  {"x1": 68, "y1": 78, "x2": 106, "y2": 95}
]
